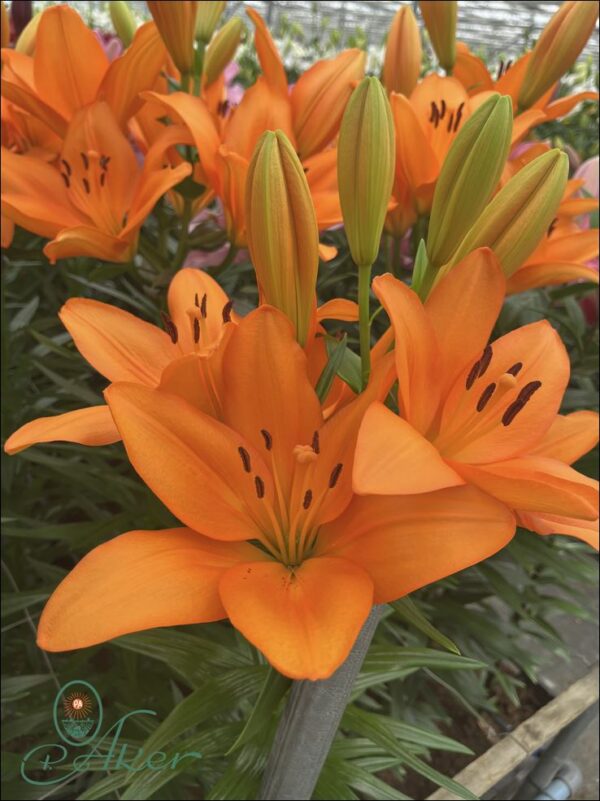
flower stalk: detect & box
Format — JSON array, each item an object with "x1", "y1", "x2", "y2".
[{"x1": 260, "y1": 606, "x2": 382, "y2": 800}]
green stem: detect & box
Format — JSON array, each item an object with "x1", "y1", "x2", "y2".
[
  {"x1": 358, "y1": 263, "x2": 372, "y2": 390},
  {"x1": 173, "y1": 198, "x2": 193, "y2": 269},
  {"x1": 180, "y1": 72, "x2": 191, "y2": 94}
]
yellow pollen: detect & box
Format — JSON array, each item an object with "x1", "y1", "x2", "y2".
[
  {"x1": 293, "y1": 445, "x2": 317, "y2": 464},
  {"x1": 499, "y1": 373, "x2": 518, "y2": 390}
]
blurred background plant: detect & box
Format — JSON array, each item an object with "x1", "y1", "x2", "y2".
[{"x1": 1, "y1": 1, "x2": 598, "y2": 799}]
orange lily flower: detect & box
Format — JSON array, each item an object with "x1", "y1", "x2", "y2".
[
  {"x1": 453, "y1": 42, "x2": 598, "y2": 125},
  {"x1": 0, "y1": 5, "x2": 168, "y2": 137},
  {"x1": 140, "y1": 8, "x2": 365, "y2": 246},
  {"x1": 4, "y1": 268, "x2": 234, "y2": 454},
  {"x1": 35, "y1": 306, "x2": 515, "y2": 679},
  {"x1": 353, "y1": 249, "x2": 599, "y2": 549},
  {"x1": 1, "y1": 101, "x2": 191, "y2": 262},
  {"x1": 388, "y1": 72, "x2": 547, "y2": 233},
  {"x1": 4, "y1": 265, "x2": 357, "y2": 453}
]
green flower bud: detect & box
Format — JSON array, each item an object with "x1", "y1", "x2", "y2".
[
  {"x1": 337, "y1": 76, "x2": 395, "y2": 268},
  {"x1": 427, "y1": 93, "x2": 512, "y2": 268},
  {"x1": 450, "y1": 149, "x2": 569, "y2": 277}
]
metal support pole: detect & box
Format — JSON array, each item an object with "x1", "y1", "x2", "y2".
[{"x1": 259, "y1": 606, "x2": 382, "y2": 801}]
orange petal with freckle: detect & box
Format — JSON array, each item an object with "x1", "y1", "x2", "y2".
[{"x1": 219, "y1": 556, "x2": 373, "y2": 680}]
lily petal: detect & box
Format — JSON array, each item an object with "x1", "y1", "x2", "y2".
[
  {"x1": 0, "y1": 77, "x2": 68, "y2": 137},
  {"x1": 167, "y1": 267, "x2": 231, "y2": 353},
  {"x1": 219, "y1": 556, "x2": 373, "y2": 680},
  {"x1": 33, "y1": 6, "x2": 108, "y2": 120},
  {"x1": 453, "y1": 456, "x2": 599, "y2": 520},
  {"x1": 439, "y1": 321, "x2": 570, "y2": 464},
  {"x1": 372, "y1": 273, "x2": 440, "y2": 433},
  {"x1": 426, "y1": 248, "x2": 505, "y2": 396},
  {"x1": 222, "y1": 307, "x2": 322, "y2": 496},
  {"x1": 530, "y1": 411, "x2": 600, "y2": 464},
  {"x1": 246, "y1": 7, "x2": 288, "y2": 96},
  {"x1": 99, "y1": 21, "x2": 167, "y2": 129},
  {"x1": 292, "y1": 49, "x2": 366, "y2": 159},
  {"x1": 517, "y1": 510, "x2": 599, "y2": 550},
  {"x1": 506, "y1": 262, "x2": 599, "y2": 294},
  {"x1": 318, "y1": 486, "x2": 515, "y2": 603},
  {"x1": 59, "y1": 298, "x2": 176, "y2": 384},
  {"x1": 316, "y1": 298, "x2": 359, "y2": 322},
  {"x1": 44, "y1": 227, "x2": 132, "y2": 264},
  {"x1": 4, "y1": 406, "x2": 120, "y2": 454},
  {"x1": 1, "y1": 148, "x2": 85, "y2": 239},
  {"x1": 105, "y1": 383, "x2": 274, "y2": 541},
  {"x1": 38, "y1": 528, "x2": 261, "y2": 651},
  {"x1": 353, "y1": 402, "x2": 464, "y2": 495}
]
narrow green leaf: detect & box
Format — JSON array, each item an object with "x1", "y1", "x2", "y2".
[
  {"x1": 391, "y1": 597, "x2": 461, "y2": 654},
  {"x1": 317, "y1": 335, "x2": 348, "y2": 402},
  {"x1": 227, "y1": 667, "x2": 291, "y2": 754}
]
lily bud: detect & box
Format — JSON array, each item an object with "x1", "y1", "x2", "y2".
[
  {"x1": 195, "y1": 0, "x2": 226, "y2": 44},
  {"x1": 292, "y1": 49, "x2": 366, "y2": 160},
  {"x1": 518, "y1": 1, "x2": 599, "y2": 110},
  {"x1": 245, "y1": 130, "x2": 319, "y2": 346},
  {"x1": 14, "y1": 11, "x2": 41, "y2": 55},
  {"x1": 110, "y1": 1, "x2": 136, "y2": 48},
  {"x1": 450, "y1": 149, "x2": 568, "y2": 277},
  {"x1": 427, "y1": 93, "x2": 512, "y2": 268},
  {"x1": 420, "y1": 0, "x2": 458, "y2": 73},
  {"x1": 381, "y1": 6, "x2": 421, "y2": 96},
  {"x1": 204, "y1": 17, "x2": 244, "y2": 85},
  {"x1": 337, "y1": 76, "x2": 395, "y2": 268},
  {"x1": 147, "y1": 1, "x2": 198, "y2": 76},
  {"x1": 1, "y1": 1, "x2": 9, "y2": 49}
]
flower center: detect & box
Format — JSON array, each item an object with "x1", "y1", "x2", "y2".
[
  {"x1": 434, "y1": 345, "x2": 543, "y2": 456},
  {"x1": 59, "y1": 150, "x2": 126, "y2": 235},
  {"x1": 237, "y1": 429, "x2": 343, "y2": 567}
]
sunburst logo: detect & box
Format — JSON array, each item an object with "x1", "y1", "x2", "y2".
[
  {"x1": 58, "y1": 685, "x2": 97, "y2": 741},
  {"x1": 62, "y1": 691, "x2": 93, "y2": 720}
]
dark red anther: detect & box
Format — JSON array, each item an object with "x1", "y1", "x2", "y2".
[
  {"x1": 200, "y1": 293, "x2": 207, "y2": 319},
  {"x1": 447, "y1": 111, "x2": 455, "y2": 133},
  {"x1": 303, "y1": 489, "x2": 313, "y2": 510},
  {"x1": 547, "y1": 217, "x2": 558, "y2": 237},
  {"x1": 501, "y1": 380, "x2": 542, "y2": 426},
  {"x1": 194, "y1": 293, "x2": 200, "y2": 307},
  {"x1": 80, "y1": 151, "x2": 89, "y2": 170},
  {"x1": 60, "y1": 172, "x2": 70, "y2": 188},
  {"x1": 476, "y1": 382, "x2": 496, "y2": 412},
  {"x1": 61, "y1": 159, "x2": 72, "y2": 176},
  {"x1": 161, "y1": 312, "x2": 178, "y2": 344},
  {"x1": 440, "y1": 99, "x2": 446, "y2": 119},
  {"x1": 478, "y1": 345, "x2": 493, "y2": 377},
  {"x1": 506, "y1": 362, "x2": 523, "y2": 376},
  {"x1": 454, "y1": 103, "x2": 464, "y2": 132},
  {"x1": 222, "y1": 301, "x2": 233, "y2": 323},
  {"x1": 312, "y1": 430, "x2": 320, "y2": 454},
  {"x1": 429, "y1": 101, "x2": 436, "y2": 123},
  {"x1": 193, "y1": 317, "x2": 200, "y2": 344},
  {"x1": 466, "y1": 360, "x2": 481, "y2": 390},
  {"x1": 254, "y1": 475, "x2": 265, "y2": 499},
  {"x1": 329, "y1": 463, "x2": 343, "y2": 489},
  {"x1": 122, "y1": 212, "x2": 129, "y2": 228},
  {"x1": 238, "y1": 446, "x2": 252, "y2": 473},
  {"x1": 505, "y1": 60, "x2": 513, "y2": 72},
  {"x1": 260, "y1": 429, "x2": 273, "y2": 451},
  {"x1": 496, "y1": 59, "x2": 505, "y2": 81},
  {"x1": 100, "y1": 155, "x2": 111, "y2": 171},
  {"x1": 82, "y1": 178, "x2": 91, "y2": 194},
  {"x1": 100, "y1": 172, "x2": 106, "y2": 187}
]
